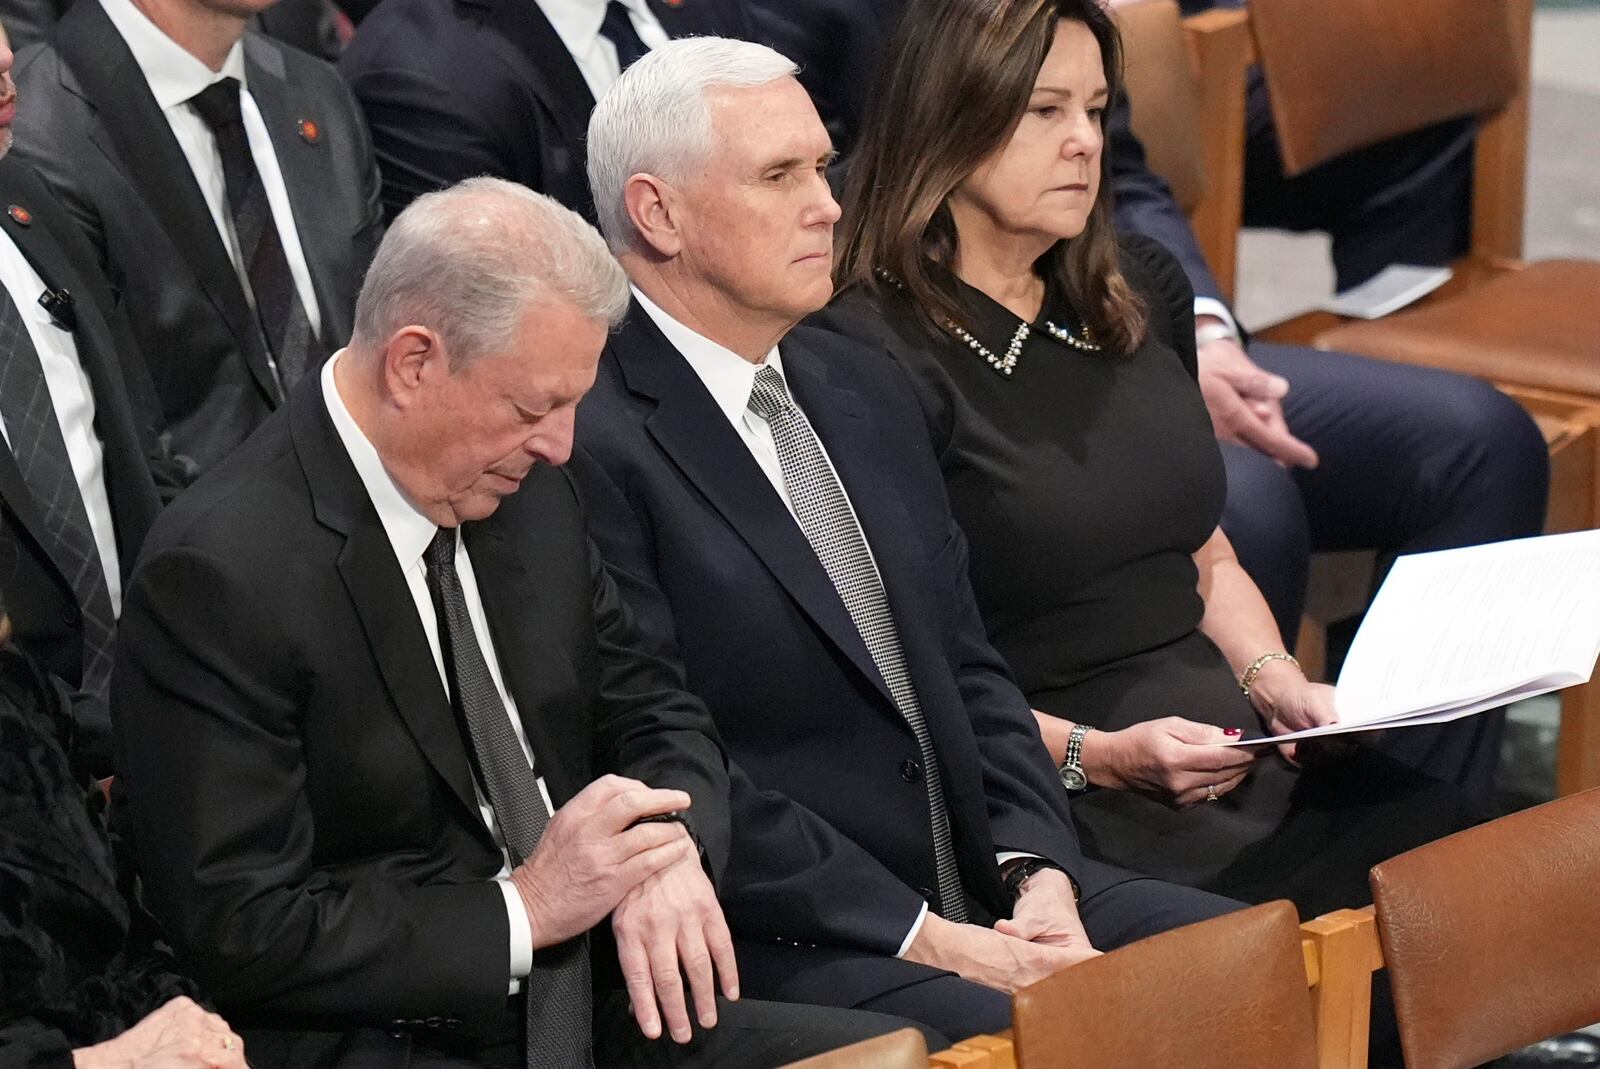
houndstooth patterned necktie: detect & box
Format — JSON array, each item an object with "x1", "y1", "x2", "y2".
[
  {"x1": 423, "y1": 529, "x2": 592, "y2": 1069},
  {"x1": 747, "y1": 364, "x2": 968, "y2": 923},
  {"x1": 0, "y1": 286, "x2": 117, "y2": 704}
]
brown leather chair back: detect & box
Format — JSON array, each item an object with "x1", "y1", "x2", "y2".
[
  {"x1": 1115, "y1": 0, "x2": 1207, "y2": 212},
  {"x1": 778, "y1": 1028, "x2": 929, "y2": 1069},
  {"x1": 1370, "y1": 787, "x2": 1600, "y2": 1069},
  {"x1": 1012, "y1": 901, "x2": 1319, "y2": 1069},
  {"x1": 1248, "y1": 0, "x2": 1521, "y2": 175}
]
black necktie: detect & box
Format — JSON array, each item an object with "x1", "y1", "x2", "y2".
[
  {"x1": 0, "y1": 284, "x2": 117, "y2": 704},
  {"x1": 747, "y1": 366, "x2": 969, "y2": 923},
  {"x1": 423, "y1": 529, "x2": 592, "y2": 1069},
  {"x1": 188, "y1": 78, "x2": 320, "y2": 394},
  {"x1": 599, "y1": 0, "x2": 650, "y2": 73}
]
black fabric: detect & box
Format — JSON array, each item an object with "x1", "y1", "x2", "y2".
[
  {"x1": 187, "y1": 78, "x2": 318, "y2": 393},
  {"x1": 811, "y1": 235, "x2": 1480, "y2": 915},
  {"x1": 0, "y1": 643, "x2": 197, "y2": 1066},
  {"x1": 599, "y1": 1, "x2": 650, "y2": 72}
]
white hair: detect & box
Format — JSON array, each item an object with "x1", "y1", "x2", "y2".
[
  {"x1": 352, "y1": 177, "x2": 628, "y2": 363},
  {"x1": 586, "y1": 36, "x2": 799, "y2": 251}
]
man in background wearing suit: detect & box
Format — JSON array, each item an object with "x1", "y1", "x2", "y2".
[
  {"x1": 341, "y1": 0, "x2": 753, "y2": 221},
  {"x1": 0, "y1": 19, "x2": 176, "y2": 776},
  {"x1": 112, "y1": 177, "x2": 928, "y2": 1069},
  {"x1": 571, "y1": 38, "x2": 1238, "y2": 1044},
  {"x1": 11, "y1": 0, "x2": 382, "y2": 474}
]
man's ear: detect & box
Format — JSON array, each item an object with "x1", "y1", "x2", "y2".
[
  {"x1": 381, "y1": 325, "x2": 446, "y2": 408},
  {"x1": 622, "y1": 172, "x2": 685, "y2": 258}
]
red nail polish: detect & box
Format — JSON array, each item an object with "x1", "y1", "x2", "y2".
[{"x1": 1224, "y1": 728, "x2": 1242, "y2": 736}]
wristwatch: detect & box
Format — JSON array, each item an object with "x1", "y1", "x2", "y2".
[{"x1": 1058, "y1": 723, "x2": 1090, "y2": 791}]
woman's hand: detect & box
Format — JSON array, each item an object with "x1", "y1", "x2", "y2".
[
  {"x1": 1080, "y1": 718, "x2": 1260, "y2": 809},
  {"x1": 1249, "y1": 664, "x2": 1348, "y2": 763},
  {"x1": 72, "y1": 997, "x2": 247, "y2": 1069}
]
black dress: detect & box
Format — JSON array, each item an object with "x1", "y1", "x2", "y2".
[
  {"x1": 814, "y1": 235, "x2": 1476, "y2": 918},
  {"x1": 0, "y1": 644, "x2": 196, "y2": 1067}
]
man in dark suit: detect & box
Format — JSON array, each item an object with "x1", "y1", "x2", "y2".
[
  {"x1": 570, "y1": 38, "x2": 1239, "y2": 1042},
  {"x1": 341, "y1": 0, "x2": 753, "y2": 221},
  {"x1": 112, "y1": 178, "x2": 928, "y2": 1068},
  {"x1": 11, "y1": 0, "x2": 382, "y2": 474},
  {"x1": 0, "y1": 19, "x2": 177, "y2": 777}
]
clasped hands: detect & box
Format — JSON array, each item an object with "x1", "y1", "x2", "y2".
[
  {"x1": 508, "y1": 774, "x2": 737, "y2": 1045},
  {"x1": 905, "y1": 868, "x2": 1100, "y2": 993}
]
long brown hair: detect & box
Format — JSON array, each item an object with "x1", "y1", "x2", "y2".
[{"x1": 834, "y1": 0, "x2": 1145, "y2": 354}]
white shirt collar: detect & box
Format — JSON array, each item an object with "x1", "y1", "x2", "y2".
[
  {"x1": 536, "y1": 0, "x2": 652, "y2": 55},
  {"x1": 320, "y1": 350, "x2": 444, "y2": 568},
  {"x1": 99, "y1": 0, "x2": 248, "y2": 113},
  {"x1": 631, "y1": 285, "x2": 784, "y2": 425}
]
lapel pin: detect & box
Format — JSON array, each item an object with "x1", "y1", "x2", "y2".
[
  {"x1": 298, "y1": 118, "x2": 321, "y2": 144},
  {"x1": 8, "y1": 204, "x2": 32, "y2": 227}
]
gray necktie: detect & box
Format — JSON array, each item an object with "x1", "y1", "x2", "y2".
[
  {"x1": 423, "y1": 529, "x2": 592, "y2": 1068},
  {"x1": 0, "y1": 285, "x2": 117, "y2": 704},
  {"x1": 746, "y1": 364, "x2": 969, "y2": 924}
]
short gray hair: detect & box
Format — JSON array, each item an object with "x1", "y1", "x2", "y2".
[
  {"x1": 352, "y1": 177, "x2": 629, "y2": 363},
  {"x1": 586, "y1": 37, "x2": 799, "y2": 251}
]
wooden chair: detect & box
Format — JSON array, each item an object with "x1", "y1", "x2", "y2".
[
  {"x1": 777, "y1": 1028, "x2": 929, "y2": 1069},
  {"x1": 1009, "y1": 901, "x2": 1319, "y2": 1068},
  {"x1": 1369, "y1": 787, "x2": 1600, "y2": 1069},
  {"x1": 1113, "y1": 0, "x2": 1252, "y2": 305},
  {"x1": 1244, "y1": 0, "x2": 1600, "y2": 793}
]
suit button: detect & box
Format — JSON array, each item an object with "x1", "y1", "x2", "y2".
[
  {"x1": 60, "y1": 605, "x2": 80, "y2": 627},
  {"x1": 900, "y1": 759, "x2": 922, "y2": 783}
]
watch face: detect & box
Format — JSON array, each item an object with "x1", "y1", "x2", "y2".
[{"x1": 1059, "y1": 766, "x2": 1088, "y2": 792}]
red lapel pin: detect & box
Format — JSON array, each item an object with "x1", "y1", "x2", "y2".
[
  {"x1": 8, "y1": 205, "x2": 32, "y2": 227},
  {"x1": 298, "y1": 118, "x2": 321, "y2": 144}
]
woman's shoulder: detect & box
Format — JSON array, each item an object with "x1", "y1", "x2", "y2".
[{"x1": 1115, "y1": 231, "x2": 1195, "y2": 306}]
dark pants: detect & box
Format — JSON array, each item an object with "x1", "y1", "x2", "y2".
[
  {"x1": 738, "y1": 869, "x2": 1241, "y2": 1046},
  {"x1": 1219, "y1": 343, "x2": 1549, "y2": 798}
]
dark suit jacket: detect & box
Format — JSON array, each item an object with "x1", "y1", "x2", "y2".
[
  {"x1": 570, "y1": 309, "x2": 1092, "y2": 1008},
  {"x1": 340, "y1": 0, "x2": 754, "y2": 221},
  {"x1": 12, "y1": 0, "x2": 383, "y2": 473},
  {"x1": 111, "y1": 373, "x2": 731, "y2": 1060},
  {"x1": 0, "y1": 154, "x2": 170, "y2": 777}
]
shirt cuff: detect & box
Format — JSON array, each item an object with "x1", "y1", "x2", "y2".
[
  {"x1": 893, "y1": 901, "x2": 930, "y2": 959},
  {"x1": 995, "y1": 850, "x2": 1042, "y2": 866},
  {"x1": 498, "y1": 877, "x2": 533, "y2": 994},
  {"x1": 1192, "y1": 297, "x2": 1240, "y2": 340}
]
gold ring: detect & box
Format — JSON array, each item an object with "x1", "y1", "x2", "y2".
[
  {"x1": 1204, "y1": 784, "x2": 1219, "y2": 803},
  {"x1": 223, "y1": 1037, "x2": 237, "y2": 1052}
]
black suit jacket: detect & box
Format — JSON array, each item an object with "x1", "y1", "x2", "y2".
[
  {"x1": 0, "y1": 154, "x2": 170, "y2": 776},
  {"x1": 570, "y1": 310, "x2": 1092, "y2": 1008},
  {"x1": 12, "y1": 0, "x2": 383, "y2": 473},
  {"x1": 340, "y1": 0, "x2": 754, "y2": 221},
  {"x1": 111, "y1": 373, "x2": 731, "y2": 1056}
]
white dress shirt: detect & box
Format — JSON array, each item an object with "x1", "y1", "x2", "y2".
[
  {"x1": 98, "y1": 0, "x2": 323, "y2": 348},
  {"x1": 321, "y1": 352, "x2": 544, "y2": 990},
  {"x1": 0, "y1": 233, "x2": 121, "y2": 612},
  {"x1": 536, "y1": 0, "x2": 670, "y2": 101}
]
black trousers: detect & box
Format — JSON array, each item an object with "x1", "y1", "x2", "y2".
[
  {"x1": 1219, "y1": 343, "x2": 1549, "y2": 799},
  {"x1": 737, "y1": 867, "x2": 1241, "y2": 1046}
]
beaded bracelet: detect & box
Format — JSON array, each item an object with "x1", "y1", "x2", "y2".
[{"x1": 1238, "y1": 651, "x2": 1301, "y2": 699}]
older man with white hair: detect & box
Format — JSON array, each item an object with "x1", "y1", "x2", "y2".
[
  {"x1": 112, "y1": 177, "x2": 928, "y2": 1069},
  {"x1": 570, "y1": 39, "x2": 1241, "y2": 1043}
]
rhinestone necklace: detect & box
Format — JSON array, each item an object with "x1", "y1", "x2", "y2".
[{"x1": 947, "y1": 317, "x2": 1100, "y2": 377}]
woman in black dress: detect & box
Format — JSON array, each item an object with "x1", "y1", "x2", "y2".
[{"x1": 816, "y1": 0, "x2": 1474, "y2": 919}]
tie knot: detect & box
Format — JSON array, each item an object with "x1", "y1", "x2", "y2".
[
  {"x1": 424, "y1": 527, "x2": 457, "y2": 573},
  {"x1": 746, "y1": 365, "x2": 793, "y2": 423},
  {"x1": 190, "y1": 77, "x2": 245, "y2": 132}
]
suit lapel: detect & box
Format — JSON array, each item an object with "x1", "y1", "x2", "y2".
[
  {"x1": 290, "y1": 380, "x2": 486, "y2": 836},
  {"x1": 243, "y1": 37, "x2": 337, "y2": 352},
  {"x1": 610, "y1": 309, "x2": 896, "y2": 708},
  {"x1": 0, "y1": 160, "x2": 162, "y2": 577},
  {"x1": 467, "y1": 0, "x2": 595, "y2": 148},
  {"x1": 464, "y1": 524, "x2": 585, "y2": 807},
  {"x1": 54, "y1": 1, "x2": 279, "y2": 406}
]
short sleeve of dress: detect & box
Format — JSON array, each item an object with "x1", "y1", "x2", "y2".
[{"x1": 1118, "y1": 232, "x2": 1200, "y2": 381}]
